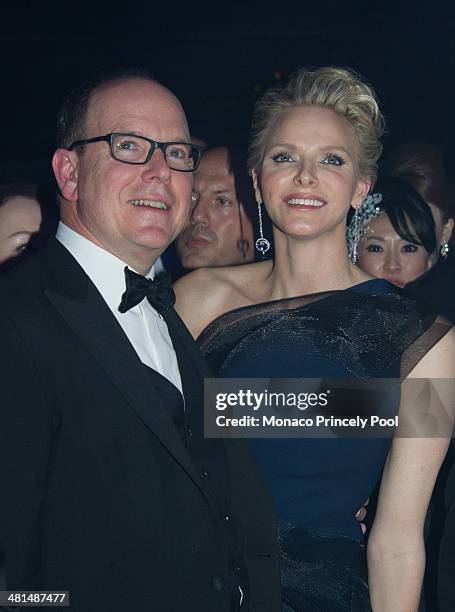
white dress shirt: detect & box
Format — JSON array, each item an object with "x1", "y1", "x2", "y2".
[{"x1": 56, "y1": 222, "x2": 182, "y2": 393}]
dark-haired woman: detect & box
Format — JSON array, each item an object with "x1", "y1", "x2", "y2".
[{"x1": 350, "y1": 177, "x2": 439, "y2": 288}]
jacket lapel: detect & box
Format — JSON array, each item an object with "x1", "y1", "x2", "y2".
[
  {"x1": 165, "y1": 306, "x2": 213, "y2": 378},
  {"x1": 41, "y1": 240, "x2": 210, "y2": 501},
  {"x1": 164, "y1": 307, "x2": 229, "y2": 510}
]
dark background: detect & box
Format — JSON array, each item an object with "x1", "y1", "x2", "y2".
[{"x1": 1, "y1": 1, "x2": 454, "y2": 188}]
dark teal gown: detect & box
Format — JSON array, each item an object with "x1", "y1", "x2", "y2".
[{"x1": 199, "y1": 279, "x2": 445, "y2": 611}]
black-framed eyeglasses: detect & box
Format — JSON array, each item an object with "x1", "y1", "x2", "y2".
[{"x1": 68, "y1": 132, "x2": 205, "y2": 172}]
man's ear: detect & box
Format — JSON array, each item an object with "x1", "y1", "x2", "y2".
[
  {"x1": 352, "y1": 178, "x2": 372, "y2": 210},
  {"x1": 251, "y1": 169, "x2": 262, "y2": 204},
  {"x1": 52, "y1": 149, "x2": 79, "y2": 202}
]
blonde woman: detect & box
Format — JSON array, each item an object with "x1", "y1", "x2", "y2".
[{"x1": 175, "y1": 67, "x2": 454, "y2": 611}]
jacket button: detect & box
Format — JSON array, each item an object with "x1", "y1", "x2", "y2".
[
  {"x1": 211, "y1": 576, "x2": 225, "y2": 591},
  {"x1": 224, "y1": 514, "x2": 231, "y2": 522},
  {"x1": 201, "y1": 469, "x2": 210, "y2": 478}
]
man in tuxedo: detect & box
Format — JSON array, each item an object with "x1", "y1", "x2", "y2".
[{"x1": 0, "y1": 71, "x2": 279, "y2": 611}]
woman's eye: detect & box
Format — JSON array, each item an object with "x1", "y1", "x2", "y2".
[
  {"x1": 321, "y1": 153, "x2": 345, "y2": 166},
  {"x1": 402, "y1": 243, "x2": 419, "y2": 253},
  {"x1": 271, "y1": 150, "x2": 295, "y2": 163},
  {"x1": 366, "y1": 244, "x2": 383, "y2": 253},
  {"x1": 15, "y1": 243, "x2": 28, "y2": 252}
]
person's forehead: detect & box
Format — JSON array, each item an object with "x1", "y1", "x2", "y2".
[
  {"x1": 0, "y1": 197, "x2": 42, "y2": 231},
  {"x1": 87, "y1": 78, "x2": 189, "y2": 139},
  {"x1": 1, "y1": 196, "x2": 41, "y2": 215},
  {"x1": 195, "y1": 149, "x2": 235, "y2": 188},
  {"x1": 366, "y1": 214, "x2": 398, "y2": 236},
  {"x1": 195, "y1": 172, "x2": 237, "y2": 196},
  {"x1": 269, "y1": 105, "x2": 358, "y2": 151}
]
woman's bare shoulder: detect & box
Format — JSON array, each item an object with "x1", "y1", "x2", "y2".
[{"x1": 174, "y1": 260, "x2": 272, "y2": 338}]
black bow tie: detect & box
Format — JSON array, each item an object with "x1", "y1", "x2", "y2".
[{"x1": 118, "y1": 268, "x2": 176, "y2": 314}]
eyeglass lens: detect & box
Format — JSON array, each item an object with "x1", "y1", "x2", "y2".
[{"x1": 111, "y1": 134, "x2": 199, "y2": 170}]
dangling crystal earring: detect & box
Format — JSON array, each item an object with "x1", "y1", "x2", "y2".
[
  {"x1": 440, "y1": 239, "x2": 450, "y2": 259},
  {"x1": 255, "y1": 202, "x2": 271, "y2": 254},
  {"x1": 351, "y1": 207, "x2": 359, "y2": 264}
]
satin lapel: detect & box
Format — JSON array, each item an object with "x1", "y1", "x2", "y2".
[
  {"x1": 41, "y1": 242, "x2": 208, "y2": 498},
  {"x1": 163, "y1": 308, "x2": 208, "y2": 445},
  {"x1": 163, "y1": 307, "x2": 229, "y2": 510},
  {"x1": 164, "y1": 307, "x2": 213, "y2": 379}
]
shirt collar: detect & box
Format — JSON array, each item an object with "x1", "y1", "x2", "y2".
[{"x1": 56, "y1": 222, "x2": 155, "y2": 313}]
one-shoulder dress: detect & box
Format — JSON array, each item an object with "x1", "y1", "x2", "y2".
[{"x1": 198, "y1": 279, "x2": 449, "y2": 611}]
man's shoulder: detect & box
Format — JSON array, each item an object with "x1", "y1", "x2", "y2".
[
  {"x1": 1, "y1": 250, "x2": 47, "y2": 295},
  {"x1": 0, "y1": 240, "x2": 83, "y2": 318}
]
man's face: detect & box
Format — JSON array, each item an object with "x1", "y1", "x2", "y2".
[
  {"x1": 176, "y1": 147, "x2": 254, "y2": 269},
  {"x1": 55, "y1": 78, "x2": 193, "y2": 271}
]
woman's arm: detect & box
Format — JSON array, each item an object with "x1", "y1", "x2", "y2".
[
  {"x1": 368, "y1": 437, "x2": 449, "y2": 610},
  {"x1": 367, "y1": 328, "x2": 455, "y2": 611}
]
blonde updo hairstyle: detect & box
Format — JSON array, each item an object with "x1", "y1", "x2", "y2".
[{"x1": 248, "y1": 67, "x2": 385, "y2": 184}]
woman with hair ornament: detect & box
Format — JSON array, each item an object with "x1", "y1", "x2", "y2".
[
  {"x1": 348, "y1": 176, "x2": 440, "y2": 287},
  {"x1": 175, "y1": 67, "x2": 454, "y2": 611}
]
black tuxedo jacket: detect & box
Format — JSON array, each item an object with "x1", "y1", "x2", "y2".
[{"x1": 0, "y1": 239, "x2": 280, "y2": 612}]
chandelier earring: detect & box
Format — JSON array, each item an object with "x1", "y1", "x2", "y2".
[
  {"x1": 346, "y1": 192, "x2": 383, "y2": 264},
  {"x1": 351, "y1": 207, "x2": 360, "y2": 264},
  {"x1": 440, "y1": 239, "x2": 450, "y2": 259},
  {"x1": 255, "y1": 201, "x2": 271, "y2": 254}
]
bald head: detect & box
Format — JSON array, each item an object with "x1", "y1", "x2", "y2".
[
  {"x1": 86, "y1": 78, "x2": 189, "y2": 145},
  {"x1": 57, "y1": 70, "x2": 187, "y2": 150}
]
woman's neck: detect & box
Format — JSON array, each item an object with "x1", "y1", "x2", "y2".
[{"x1": 267, "y1": 226, "x2": 367, "y2": 299}]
